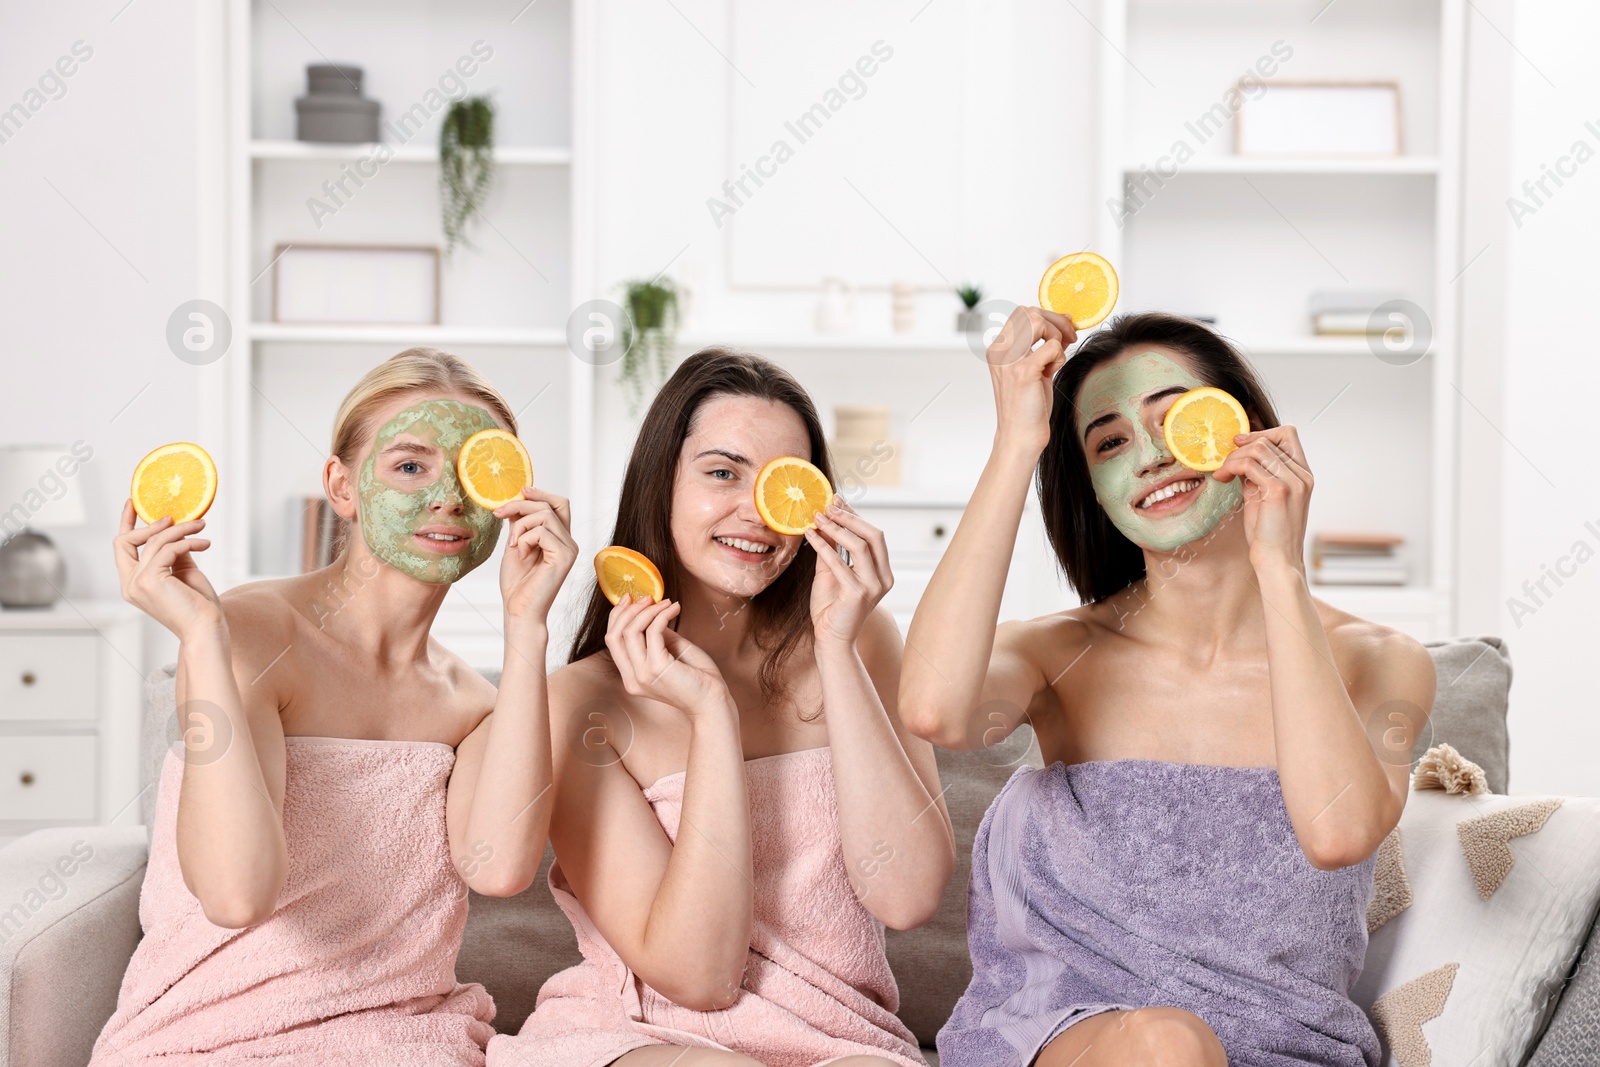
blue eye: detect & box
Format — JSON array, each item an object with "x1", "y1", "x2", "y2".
[
  {"x1": 711, "y1": 468, "x2": 735, "y2": 480},
  {"x1": 400, "y1": 461, "x2": 423, "y2": 475}
]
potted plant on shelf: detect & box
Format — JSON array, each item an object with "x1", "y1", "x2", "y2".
[
  {"x1": 620, "y1": 277, "x2": 680, "y2": 414},
  {"x1": 440, "y1": 95, "x2": 496, "y2": 254},
  {"x1": 956, "y1": 283, "x2": 984, "y2": 331}
]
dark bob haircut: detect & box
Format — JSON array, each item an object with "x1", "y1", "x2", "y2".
[{"x1": 1037, "y1": 312, "x2": 1281, "y2": 604}]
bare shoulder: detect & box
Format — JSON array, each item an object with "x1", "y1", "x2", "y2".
[
  {"x1": 996, "y1": 604, "x2": 1097, "y2": 667},
  {"x1": 857, "y1": 606, "x2": 904, "y2": 662},
  {"x1": 1318, "y1": 599, "x2": 1437, "y2": 705},
  {"x1": 218, "y1": 579, "x2": 299, "y2": 671},
  {"x1": 548, "y1": 653, "x2": 622, "y2": 724}
]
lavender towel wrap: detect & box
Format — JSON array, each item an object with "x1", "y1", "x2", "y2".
[{"x1": 937, "y1": 760, "x2": 1380, "y2": 1067}]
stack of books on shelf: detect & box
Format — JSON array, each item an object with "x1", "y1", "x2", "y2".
[
  {"x1": 1311, "y1": 533, "x2": 1407, "y2": 586},
  {"x1": 1308, "y1": 290, "x2": 1405, "y2": 336}
]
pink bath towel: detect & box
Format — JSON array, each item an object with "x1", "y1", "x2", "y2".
[
  {"x1": 488, "y1": 746, "x2": 927, "y2": 1067},
  {"x1": 90, "y1": 737, "x2": 495, "y2": 1066}
]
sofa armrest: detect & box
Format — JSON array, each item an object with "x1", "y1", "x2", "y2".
[{"x1": 0, "y1": 827, "x2": 147, "y2": 1067}]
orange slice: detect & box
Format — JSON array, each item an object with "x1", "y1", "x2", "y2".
[
  {"x1": 1163, "y1": 387, "x2": 1250, "y2": 472},
  {"x1": 130, "y1": 442, "x2": 217, "y2": 524},
  {"x1": 457, "y1": 428, "x2": 534, "y2": 510},
  {"x1": 594, "y1": 546, "x2": 665, "y2": 605},
  {"x1": 1038, "y1": 252, "x2": 1119, "y2": 329},
  {"x1": 753, "y1": 456, "x2": 833, "y2": 536}
]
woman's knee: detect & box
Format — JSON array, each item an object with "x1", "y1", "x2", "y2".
[{"x1": 1123, "y1": 1007, "x2": 1227, "y2": 1066}]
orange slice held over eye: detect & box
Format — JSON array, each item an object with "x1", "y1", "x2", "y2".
[
  {"x1": 457, "y1": 428, "x2": 534, "y2": 510},
  {"x1": 753, "y1": 456, "x2": 833, "y2": 537},
  {"x1": 1038, "y1": 251, "x2": 1119, "y2": 330},
  {"x1": 1163, "y1": 387, "x2": 1250, "y2": 472},
  {"x1": 594, "y1": 546, "x2": 665, "y2": 605},
  {"x1": 130, "y1": 442, "x2": 218, "y2": 524}
]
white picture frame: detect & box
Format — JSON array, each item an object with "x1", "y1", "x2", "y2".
[
  {"x1": 272, "y1": 244, "x2": 441, "y2": 325},
  {"x1": 1236, "y1": 82, "x2": 1403, "y2": 157}
]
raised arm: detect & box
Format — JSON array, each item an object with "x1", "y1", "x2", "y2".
[
  {"x1": 548, "y1": 598, "x2": 754, "y2": 1012},
  {"x1": 114, "y1": 503, "x2": 289, "y2": 929},
  {"x1": 446, "y1": 487, "x2": 576, "y2": 897},
  {"x1": 900, "y1": 306, "x2": 1075, "y2": 748}
]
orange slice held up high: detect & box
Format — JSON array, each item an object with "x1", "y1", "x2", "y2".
[
  {"x1": 1163, "y1": 387, "x2": 1250, "y2": 472},
  {"x1": 594, "y1": 545, "x2": 665, "y2": 606},
  {"x1": 753, "y1": 456, "x2": 833, "y2": 537},
  {"x1": 130, "y1": 442, "x2": 218, "y2": 524},
  {"x1": 457, "y1": 428, "x2": 535, "y2": 511},
  {"x1": 1038, "y1": 251, "x2": 1119, "y2": 330}
]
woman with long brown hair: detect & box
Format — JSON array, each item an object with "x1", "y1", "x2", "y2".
[
  {"x1": 901, "y1": 310, "x2": 1433, "y2": 1067},
  {"x1": 488, "y1": 348, "x2": 954, "y2": 1067}
]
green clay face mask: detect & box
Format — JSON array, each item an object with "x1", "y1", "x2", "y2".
[
  {"x1": 1076, "y1": 350, "x2": 1244, "y2": 553},
  {"x1": 357, "y1": 399, "x2": 503, "y2": 584}
]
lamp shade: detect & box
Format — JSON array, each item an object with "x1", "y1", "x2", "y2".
[{"x1": 0, "y1": 446, "x2": 88, "y2": 531}]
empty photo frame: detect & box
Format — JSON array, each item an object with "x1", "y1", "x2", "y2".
[
  {"x1": 272, "y1": 244, "x2": 441, "y2": 325},
  {"x1": 1236, "y1": 82, "x2": 1402, "y2": 157}
]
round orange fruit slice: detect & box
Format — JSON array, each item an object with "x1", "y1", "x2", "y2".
[
  {"x1": 457, "y1": 428, "x2": 534, "y2": 510},
  {"x1": 595, "y1": 546, "x2": 665, "y2": 605},
  {"x1": 1038, "y1": 251, "x2": 1119, "y2": 329},
  {"x1": 130, "y1": 442, "x2": 218, "y2": 524},
  {"x1": 1163, "y1": 387, "x2": 1250, "y2": 472},
  {"x1": 753, "y1": 456, "x2": 833, "y2": 536}
]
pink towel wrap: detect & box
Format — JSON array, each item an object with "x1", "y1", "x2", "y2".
[
  {"x1": 90, "y1": 737, "x2": 495, "y2": 1066},
  {"x1": 488, "y1": 746, "x2": 927, "y2": 1067}
]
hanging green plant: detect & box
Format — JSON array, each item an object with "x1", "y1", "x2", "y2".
[
  {"x1": 619, "y1": 278, "x2": 680, "y2": 414},
  {"x1": 439, "y1": 96, "x2": 496, "y2": 254}
]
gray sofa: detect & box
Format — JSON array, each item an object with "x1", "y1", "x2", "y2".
[{"x1": 1, "y1": 636, "x2": 1595, "y2": 1066}]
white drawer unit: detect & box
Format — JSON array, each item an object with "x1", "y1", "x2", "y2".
[
  {"x1": 0, "y1": 734, "x2": 98, "y2": 822},
  {"x1": 862, "y1": 506, "x2": 962, "y2": 565},
  {"x1": 0, "y1": 602, "x2": 144, "y2": 831},
  {"x1": 0, "y1": 634, "x2": 99, "y2": 722}
]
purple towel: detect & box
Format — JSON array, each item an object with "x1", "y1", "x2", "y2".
[{"x1": 938, "y1": 760, "x2": 1380, "y2": 1067}]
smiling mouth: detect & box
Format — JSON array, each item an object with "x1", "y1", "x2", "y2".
[
  {"x1": 414, "y1": 530, "x2": 472, "y2": 552},
  {"x1": 1136, "y1": 478, "x2": 1202, "y2": 510},
  {"x1": 713, "y1": 535, "x2": 774, "y2": 556}
]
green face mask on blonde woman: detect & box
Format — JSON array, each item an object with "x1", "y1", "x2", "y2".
[
  {"x1": 358, "y1": 398, "x2": 503, "y2": 583},
  {"x1": 1076, "y1": 349, "x2": 1245, "y2": 553}
]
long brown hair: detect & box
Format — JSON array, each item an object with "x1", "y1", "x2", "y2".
[
  {"x1": 1038, "y1": 313, "x2": 1281, "y2": 603},
  {"x1": 568, "y1": 347, "x2": 833, "y2": 709}
]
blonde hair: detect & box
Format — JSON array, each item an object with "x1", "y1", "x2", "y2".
[{"x1": 330, "y1": 348, "x2": 517, "y2": 467}]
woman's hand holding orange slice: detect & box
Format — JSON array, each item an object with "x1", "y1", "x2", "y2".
[
  {"x1": 117, "y1": 442, "x2": 222, "y2": 640},
  {"x1": 1038, "y1": 252, "x2": 1118, "y2": 330},
  {"x1": 1162, "y1": 387, "x2": 1250, "y2": 472}
]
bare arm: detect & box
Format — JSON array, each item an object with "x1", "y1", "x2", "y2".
[
  {"x1": 805, "y1": 500, "x2": 954, "y2": 927},
  {"x1": 901, "y1": 306, "x2": 1075, "y2": 747},
  {"x1": 115, "y1": 502, "x2": 288, "y2": 929},
  {"x1": 548, "y1": 600, "x2": 754, "y2": 1012},
  {"x1": 1217, "y1": 426, "x2": 1435, "y2": 869},
  {"x1": 447, "y1": 488, "x2": 576, "y2": 896}
]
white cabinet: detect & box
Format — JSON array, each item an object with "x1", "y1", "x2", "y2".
[{"x1": 0, "y1": 603, "x2": 144, "y2": 834}]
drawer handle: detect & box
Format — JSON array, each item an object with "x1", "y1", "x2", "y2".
[
  {"x1": 19, "y1": 771, "x2": 34, "y2": 787},
  {"x1": 932, "y1": 525, "x2": 947, "y2": 538},
  {"x1": 21, "y1": 672, "x2": 36, "y2": 686}
]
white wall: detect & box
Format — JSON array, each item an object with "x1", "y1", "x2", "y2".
[
  {"x1": 1497, "y1": 0, "x2": 1600, "y2": 795},
  {"x1": 0, "y1": 0, "x2": 212, "y2": 673}
]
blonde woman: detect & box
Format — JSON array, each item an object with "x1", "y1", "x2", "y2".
[{"x1": 92, "y1": 349, "x2": 575, "y2": 1066}]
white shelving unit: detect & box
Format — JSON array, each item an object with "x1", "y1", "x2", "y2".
[
  {"x1": 1093, "y1": 0, "x2": 1464, "y2": 640},
  {"x1": 205, "y1": 0, "x2": 596, "y2": 667}
]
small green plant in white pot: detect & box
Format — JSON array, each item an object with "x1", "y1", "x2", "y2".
[
  {"x1": 956, "y1": 284, "x2": 985, "y2": 331},
  {"x1": 620, "y1": 278, "x2": 680, "y2": 413}
]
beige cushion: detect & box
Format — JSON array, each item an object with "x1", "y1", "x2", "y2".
[{"x1": 1418, "y1": 637, "x2": 1512, "y2": 793}]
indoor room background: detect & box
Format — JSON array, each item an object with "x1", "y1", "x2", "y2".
[{"x1": 1, "y1": 0, "x2": 1596, "y2": 832}]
